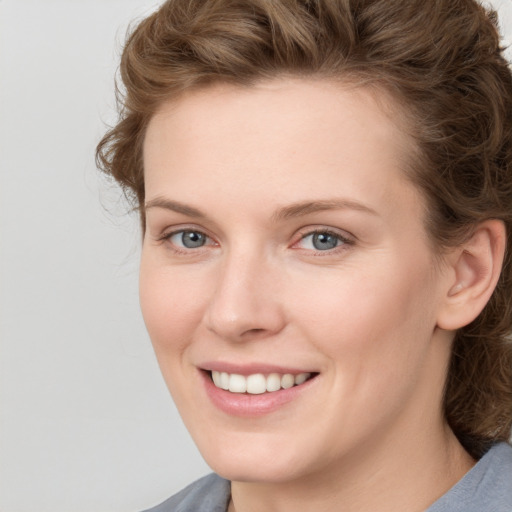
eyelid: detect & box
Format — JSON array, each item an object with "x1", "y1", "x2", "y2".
[
  {"x1": 292, "y1": 226, "x2": 355, "y2": 251},
  {"x1": 152, "y1": 223, "x2": 355, "y2": 254},
  {"x1": 157, "y1": 225, "x2": 218, "y2": 251},
  {"x1": 156, "y1": 223, "x2": 212, "y2": 240}
]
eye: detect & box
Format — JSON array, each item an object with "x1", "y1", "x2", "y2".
[
  {"x1": 297, "y1": 230, "x2": 350, "y2": 251},
  {"x1": 168, "y1": 230, "x2": 211, "y2": 249}
]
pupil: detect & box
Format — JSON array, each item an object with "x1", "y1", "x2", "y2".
[
  {"x1": 312, "y1": 232, "x2": 338, "y2": 250},
  {"x1": 182, "y1": 231, "x2": 205, "y2": 248}
]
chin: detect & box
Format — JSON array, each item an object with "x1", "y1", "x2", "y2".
[
  {"x1": 208, "y1": 455, "x2": 305, "y2": 484},
  {"x1": 191, "y1": 428, "x2": 321, "y2": 484}
]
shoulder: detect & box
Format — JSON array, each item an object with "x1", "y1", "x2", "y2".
[
  {"x1": 141, "y1": 473, "x2": 231, "y2": 512},
  {"x1": 427, "y1": 442, "x2": 512, "y2": 512}
]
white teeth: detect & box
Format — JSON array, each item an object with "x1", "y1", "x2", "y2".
[
  {"x1": 294, "y1": 372, "x2": 309, "y2": 385},
  {"x1": 220, "y1": 372, "x2": 229, "y2": 390},
  {"x1": 246, "y1": 374, "x2": 266, "y2": 394},
  {"x1": 229, "y1": 374, "x2": 247, "y2": 393},
  {"x1": 266, "y1": 373, "x2": 282, "y2": 392},
  {"x1": 211, "y1": 370, "x2": 312, "y2": 394},
  {"x1": 212, "y1": 371, "x2": 221, "y2": 387},
  {"x1": 281, "y1": 374, "x2": 295, "y2": 389}
]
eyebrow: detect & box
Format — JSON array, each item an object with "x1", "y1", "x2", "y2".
[
  {"x1": 144, "y1": 197, "x2": 378, "y2": 221},
  {"x1": 271, "y1": 199, "x2": 378, "y2": 222},
  {"x1": 144, "y1": 197, "x2": 206, "y2": 218}
]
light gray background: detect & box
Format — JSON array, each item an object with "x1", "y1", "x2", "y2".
[{"x1": 1, "y1": 1, "x2": 511, "y2": 511}]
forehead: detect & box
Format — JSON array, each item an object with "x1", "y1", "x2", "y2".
[
  {"x1": 145, "y1": 78, "x2": 413, "y2": 169},
  {"x1": 143, "y1": 78, "x2": 422, "y2": 224}
]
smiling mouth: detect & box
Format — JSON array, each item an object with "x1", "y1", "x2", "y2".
[{"x1": 210, "y1": 370, "x2": 317, "y2": 394}]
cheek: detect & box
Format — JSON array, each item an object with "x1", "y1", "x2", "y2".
[
  {"x1": 288, "y1": 264, "x2": 439, "y2": 436},
  {"x1": 289, "y1": 257, "x2": 438, "y2": 375},
  {"x1": 139, "y1": 258, "x2": 209, "y2": 355}
]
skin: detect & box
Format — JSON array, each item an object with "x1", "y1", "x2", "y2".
[{"x1": 140, "y1": 78, "x2": 475, "y2": 512}]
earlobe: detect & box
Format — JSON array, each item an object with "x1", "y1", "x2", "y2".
[{"x1": 437, "y1": 220, "x2": 506, "y2": 331}]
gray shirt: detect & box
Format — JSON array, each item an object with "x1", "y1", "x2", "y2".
[{"x1": 143, "y1": 442, "x2": 512, "y2": 512}]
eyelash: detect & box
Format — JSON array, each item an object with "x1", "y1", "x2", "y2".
[
  {"x1": 157, "y1": 228, "x2": 217, "y2": 254},
  {"x1": 293, "y1": 228, "x2": 354, "y2": 256},
  {"x1": 157, "y1": 227, "x2": 354, "y2": 255}
]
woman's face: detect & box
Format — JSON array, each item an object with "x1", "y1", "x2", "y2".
[{"x1": 140, "y1": 79, "x2": 454, "y2": 484}]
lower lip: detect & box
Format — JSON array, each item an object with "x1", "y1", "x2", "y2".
[{"x1": 201, "y1": 371, "x2": 317, "y2": 417}]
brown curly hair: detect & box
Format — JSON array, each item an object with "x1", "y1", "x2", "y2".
[{"x1": 96, "y1": 0, "x2": 512, "y2": 458}]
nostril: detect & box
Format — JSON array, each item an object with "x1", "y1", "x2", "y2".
[
  {"x1": 246, "y1": 328, "x2": 265, "y2": 334},
  {"x1": 239, "y1": 327, "x2": 271, "y2": 340}
]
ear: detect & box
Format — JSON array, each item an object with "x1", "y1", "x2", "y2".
[{"x1": 436, "y1": 219, "x2": 506, "y2": 331}]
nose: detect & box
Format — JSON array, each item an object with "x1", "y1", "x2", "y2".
[{"x1": 204, "y1": 250, "x2": 286, "y2": 342}]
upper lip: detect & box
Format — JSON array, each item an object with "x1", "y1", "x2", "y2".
[{"x1": 199, "y1": 361, "x2": 317, "y2": 375}]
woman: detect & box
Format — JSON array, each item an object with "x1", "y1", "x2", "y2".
[{"x1": 97, "y1": 0, "x2": 512, "y2": 510}]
